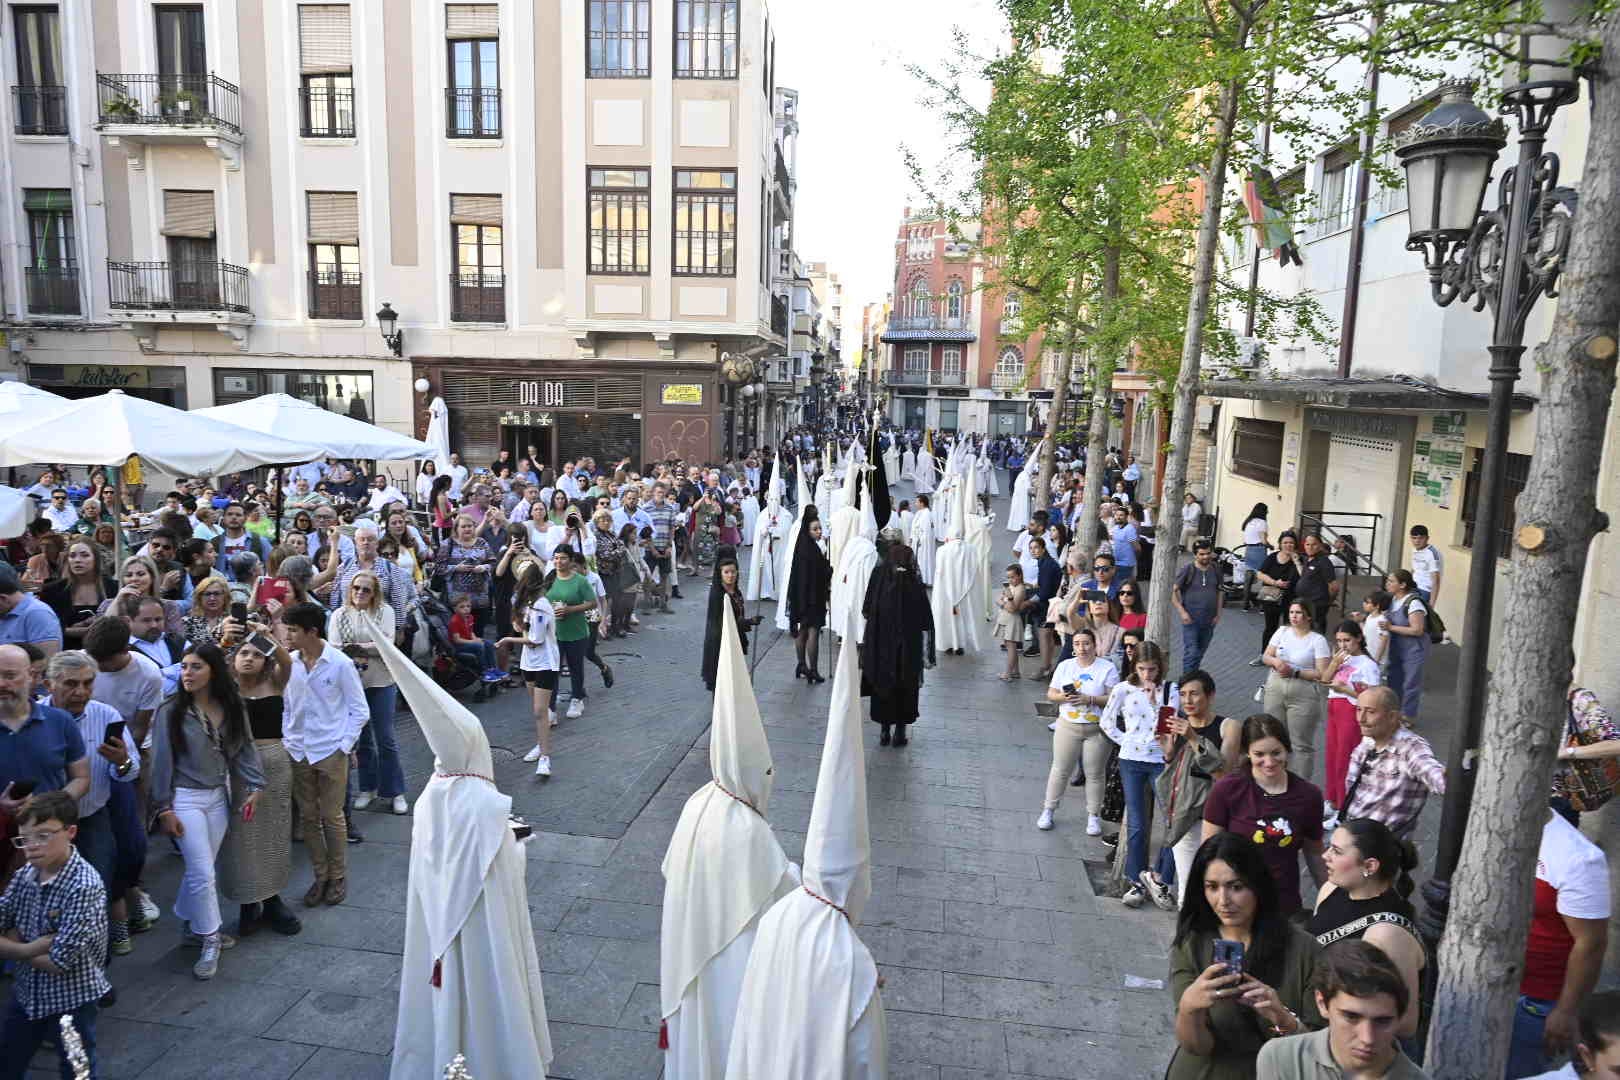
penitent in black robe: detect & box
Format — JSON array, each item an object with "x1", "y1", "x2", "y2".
[{"x1": 859, "y1": 551, "x2": 934, "y2": 728}]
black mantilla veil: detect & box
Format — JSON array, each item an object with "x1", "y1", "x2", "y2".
[
  {"x1": 785, "y1": 506, "x2": 830, "y2": 632},
  {"x1": 702, "y1": 546, "x2": 744, "y2": 690}
]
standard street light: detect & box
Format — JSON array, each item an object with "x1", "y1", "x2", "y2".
[
  {"x1": 1393, "y1": 68, "x2": 1579, "y2": 953},
  {"x1": 376, "y1": 302, "x2": 404, "y2": 357}
]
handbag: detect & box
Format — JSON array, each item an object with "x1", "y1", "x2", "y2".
[
  {"x1": 1556, "y1": 690, "x2": 1620, "y2": 812},
  {"x1": 1256, "y1": 583, "x2": 1285, "y2": 604},
  {"x1": 1099, "y1": 745, "x2": 1126, "y2": 823}
]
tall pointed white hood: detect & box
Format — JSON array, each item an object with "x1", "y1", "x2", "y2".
[
  {"x1": 795, "y1": 454, "x2": 812, "y2": 515},
  {"x1": 802, "y1": 605, "x2": 873, "y2": 921}
]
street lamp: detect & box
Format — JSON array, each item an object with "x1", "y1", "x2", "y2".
[
  {"x1": 1393, "y1": 69, "x2": 1580, "y2": 952},
  {"x1": 376, "y1": 302, "x2": 404, "y2": 357}
]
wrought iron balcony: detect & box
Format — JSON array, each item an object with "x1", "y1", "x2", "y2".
[
  {"x1": 881, "y1": 314, "x2": 976, "y2": 343},
  {"x1": 884, "y1": 370, "x2": 929, "y2": 386},
  {"x1": 774, "y1": 144, "x2": 793, "y2": 198},
  {"x1": 308, "y1": 269, "x2": 363, "y2": 320},
  {"x1": 991, "y1": 370, "x2": 1027, "y2": 391},
  {"x1": 13, "y1": 85, "x2": 68, "y2": 135},
  {"x1": 450, "y1": 272, "x2": 505, "y2": 322},
  {"x1": 931, "y1": 369, "x2": 966, "y2": 386},
  {"x1": 24, "y1": 266, "x2": 80, "y2": 315},
  {"x1": 108, "y1": 260, "x2": 250, "y2": 313},
  {"x1": 96, "y1": 73, "x2": 242, "y2": 133},
  {"x1": 299, "y1": 85, "x2": 355, "y2": 137},
  {"x1": 446, "y1": 87, "x2": 500, "y2": 138}
]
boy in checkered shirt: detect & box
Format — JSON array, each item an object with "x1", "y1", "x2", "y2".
[{"x1": 0, "y1": 790, "x2": 108, "y2": 1078}]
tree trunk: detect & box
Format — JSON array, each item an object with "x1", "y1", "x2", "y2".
[
  {"x1": 1036, "y1": 285, "x2": 1085, "y2": 509},
  {"x1": 1145, "y1": 69, "x2": 1244, "y2": 650},
  {"x1": 1078, "y1": 243, "x2": 1122, "y2": 561},
  {"x1": 1426, "y1": 13, "x2": 1620, "y2": 1078}
]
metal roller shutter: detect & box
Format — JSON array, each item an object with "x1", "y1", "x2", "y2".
[
  {"x1": 306, "y1": 191, "x2": 359, "y2": 244},
  {"x1": 162, "y1": 190, "x2": 216, "y2": 238},
  {"x1": 299, "y1": 5, "x2": 352, "y2": 73},
  {"x1": 445, "y1": 4, "x2": 499, "y2": 38},
  {"x1": 449, "y1": 194, "x2": 503, "y2": 226}
]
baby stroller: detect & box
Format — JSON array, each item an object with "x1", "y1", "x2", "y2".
[
  {"x1": 1214, "y1": 546, "x2": 1251, "y2": 602},
  {"x1": 412, "y1": 592, "x2": 492, "y2": 701}
]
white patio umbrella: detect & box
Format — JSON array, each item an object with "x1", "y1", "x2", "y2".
[
  {"x1": 0, "y1": 381, "x2": 70, "y2": 421},
  {"x1": 425, "y1": 396, "x2": 452, "y2": 476},
  {"x1": 0, "y1": 486, "x2": 32, "y2": 539},
  {"x1": 196, "y1": 393, "x2": 437, "y2": 461},
  {"x1": 0, "y1": 389, "x2": 327, "y2": 475}
]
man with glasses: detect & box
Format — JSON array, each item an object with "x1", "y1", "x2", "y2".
[
  {"x1": 41, "y1": 490, "x2": 78, "y2": 533},
  {"x1": 1081, "y1": 553, "x2": 1124, "y2": 600}
]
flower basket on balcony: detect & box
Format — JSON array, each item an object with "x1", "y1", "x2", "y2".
[
  {"x1": 159, "y1": 88, "x2": 203, "y2": 121},
  {"x1": 102, "y1": 97, "x2": 139, "y2": 123}
]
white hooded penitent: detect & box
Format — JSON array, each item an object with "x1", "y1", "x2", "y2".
[
  {"x1": 745, "y1": 472, "x2": 787, "y2": 602},
  {"x1": 372, "y1": 622, "x2": 552, "y2": 1080},
  {"x1": 829, "y1": 462, "x2": 880, "y2": 644},
  {"x1": 659, "y1": 601, "x2": 796, "y2": 1079},
  {"x1": 773, "y1": 456, "x2": 818, "y2": 633},
  {"x1": 725, "y1": 606, "x2": 888, "y2": 1079}
]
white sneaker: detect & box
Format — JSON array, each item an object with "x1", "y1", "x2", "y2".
[
  {"x1": 566, "y1": 698, "x2": 584, "y2": 719},
  {"x1": 523, "y1": 745, "x2": 542, "y2": 763},
  {"x1": 136, "y1": 890, "x2": 160, "y2": 923},
  {"x1": 1121, "y1": 885, "x2": 1147, "y2": 909},
  {"x1": 352, "y1": 791, "x2": 375, "y2": 812},
  {"x1": 1036, "y1": 809, "x2": 1055, "y2": 831},
  {"x1": 1086, "y1": 815, "x2": 1103, "y2": 836},
  {"x1": 549, "y1": 710, "x2": 559, "y2": 727},
  {"x1": 535, "y1": 755, "x2": 552, "y2": 778},
  {"x1": 391, "y1": 796, "x2": 409, "y2": 815},
  {"x1": 1047, "y1": 721, "x2": 1057, "y2": 732}
]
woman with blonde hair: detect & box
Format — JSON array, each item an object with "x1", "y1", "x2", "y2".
[
  {"x1": 100, "y1": 553, "x2": 186, "y2": 634},
  {"x1": 41, "y1": 539, "x2": 116, "y2": 646},
  {"x1": 326, "y1": 570, "x2": 406, "y2": 815},
  {"x1": 183, "y1": 577, "x2": 234, "y2": 649}
]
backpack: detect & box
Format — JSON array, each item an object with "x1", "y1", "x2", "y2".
[{"x1": 1402, "y1": 596, "x2": 1445, "y2": 645}]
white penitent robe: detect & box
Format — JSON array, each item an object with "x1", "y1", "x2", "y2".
[
  {"x1": 746, "y1": 506, "x2": 788, "y2": 601},
  {"x1": 908, "y1": 509, "x2": 937, "y2": 587},
  {"x1": 976, "y1": 454, "x2": 1001, "y2": 496},
  {"x1": 901, "y1": 448, "x2": 916, "y2": 481},
  {"x1": 930, "y1": 538, "x2": 983, "y2": 654},
  {"x1": 829, "y1": 535, "x2": 879, "y2": 642},
  {"x1": 1007, "y1": 468, "x2": 1032, "y2": 533},
  {"x1": 664, "y1": 918, "x2": 766, "y2": 1080},
  {"x1": 912, "y1": 456, "x2": 936, "y2": 496},
  {"x1": 816, "y1": 476, "x2": 836, "y2": 526},
  {"x1": 740, "y1": 497, "x2": 759, "y2": 547},
  {"x1": 882, "y1": 444, "x2": 900, "y2": 485}
]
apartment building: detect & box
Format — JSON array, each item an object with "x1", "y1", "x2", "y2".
[
  {"x1": 1192, "y1": 61, "x2": 1591, "y2": 644},
  {"x1": 0, "y1": 0, "x2": 796, "y2": 469}
]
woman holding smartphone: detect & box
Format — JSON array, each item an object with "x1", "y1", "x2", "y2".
[
  {"x1": 1039, "y1": 627, "x2": 1120, "y2": 836},
  {"x1": 217, "y1": 625, "x2": 302, "y2": 938},
  {"x1": 149, "y1": 643, "x2": 265, "y2": 980},
  {"x1": 1099, "y1": 641, "x2": 1178, "y2": 908},
  {"x1": 499, "y1": 561, "x2": 560, "y2": 779},
  {"x1": 327, "y1": 571, "x2": 405, "y2": 816},
  {"x1": 1169, "y1": 834, "x2": 1321, "y2": 1080}
]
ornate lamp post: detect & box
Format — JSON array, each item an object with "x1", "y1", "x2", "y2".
[{"x1": 1392, "y1": 65, "x2": 1579, "y2": 949}]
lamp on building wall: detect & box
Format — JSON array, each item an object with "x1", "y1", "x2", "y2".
[
  {"x1": 376, "y1": 302, "x2": 404, "y2": 357},
  {"x1": 414, "y1": 378, "x2": 432, "y2": 394},
  {"x1": 1393, "y1": 69, "x2": 1581, "y2": 959}
]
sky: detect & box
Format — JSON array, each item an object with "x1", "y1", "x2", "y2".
[{"x1": 768, "y1": 0, "x2": 1005, "y2": 331}]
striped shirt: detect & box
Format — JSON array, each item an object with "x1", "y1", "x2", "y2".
[
  {"x1": 62, "y1": 700, "x2": 140, "y2": 819},
  {"x1": 643, "y1": 501, "x2": 680, "y2": 555}
]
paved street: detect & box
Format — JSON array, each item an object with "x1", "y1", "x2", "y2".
[{"x1": 70, "y1": 481, "x2": 1460, "y2": 1079}]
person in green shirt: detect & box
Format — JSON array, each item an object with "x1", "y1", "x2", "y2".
[{"x1": 546, "y1": 546, "x2": 597, "y2": 720}]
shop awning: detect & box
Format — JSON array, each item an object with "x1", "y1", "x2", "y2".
[
  {"x1": 1201, "y1": 374, "x2": 1536, "y2": 412},
  {"x1": 197, "y1": 393, "x2": 437, "y2": 461}
]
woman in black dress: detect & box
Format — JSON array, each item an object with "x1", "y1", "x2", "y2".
[
  {"x1": 785, "y1": 509, "x2": 832, "y2": 684},
  {"x1": 701, "y1": 548, "x2": 755, "y2": 691},
  {"x1": 41, "y1": 539, "x2": 116, "y2": 647},
  {"x1": 860, "y1": 542, "x2": 934, "y2": 746}
]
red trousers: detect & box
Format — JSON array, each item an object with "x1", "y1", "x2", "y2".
[{"x1": 1325, "y1": 697, "x2": 1361, "y2": 808}]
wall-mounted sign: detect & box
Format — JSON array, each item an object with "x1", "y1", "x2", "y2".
[
  {"x1": 65, "y1": 365, "x2": 148, "y2": 389},
  {"x1": 661, "y1": 383, "x2": 703, "y2": 406},
  {"x1": 516, "y1": 380, "x2": 565, "y2": 407},
  {"x1": 1307, "y1": 409, "x2": 1398, "y2": 440}
]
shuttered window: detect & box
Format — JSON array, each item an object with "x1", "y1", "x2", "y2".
[
  {"x1": 298, "y1": 5, "x2": 352, "y2": 73},
  {"x1": 449, "y1": 193, "x2": 502, "y2": 226},
  {"x1": 445, "y1": 4, "x2": 499, "y2": 38},
  {"x1": 162, "y1": 190, "x2": 216, "y2": 238},
  {"x1": 306, "y1": 191, "x2": 359, "y2": 244}
]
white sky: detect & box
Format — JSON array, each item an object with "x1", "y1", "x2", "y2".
[{"x1": 769, "y1": 0, "x2": 1005, "y2": 328}]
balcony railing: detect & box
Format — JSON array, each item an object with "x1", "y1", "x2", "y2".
[
  {"x1": 880, "y1": 313, "x2": 977, "y2": 343},
  {"x1": 445, "y1": 87, "x2": 501, "y2": 138},
  {"x1": 299, "y1": 85, "x2": 355, "y2": 137},
  {"x1": 96, "y1": 73, "x2": 242, "y2": 133},
  {"x1": 991, "y1": 370, "x2": 1027, "y2": 391},
  {"x1": 887, "y1": 370, "x2": 929, "y2": 385},
  {"x1": 108, "y1": 260, "x2": 251, "y2": 313},
  {"x1": 24, "y1": 266, "x2": 80, "y2": 315},
  {"x1": 13, "y1": 85, "x2": 68, "y2": 135},
  {"x1": 931, "y1": 369, "x2": 966, "y2": 386},
  {"x1": 450, "y1": 272, "x2": 505, "y2": 322},
  {"x1": 308, "y1": 269, "x2": 363, "y2": 320}
]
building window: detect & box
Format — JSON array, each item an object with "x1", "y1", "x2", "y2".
[
  {"x1": 13, "y1": 7, "x2": 66, "y2": 135},
  {"x1": 1314, "y1": 148, "x2": 1355, "y2": 238},
  {"x1": 907, "y1": 276, "x2": 931, "y2": 319},
  {"x1": 907, "y1": 226, "x2": 932, "y2": 261},
  {"x1": 306, "y1": 192, "x2": 361, "y2": 320},
  {"x1": 587, "y1": 0, "x2": 650, "y2": 77},
  {"x1": 1461, "y1": 449, "x2": 1532, "y2": 553},
  {"x1": 450, "y1": 193, "x2": 504, "y2": 322},
  {"x1": 674, "y1": 0, "x2": 737, "y2": 79},
  {"x1": 588, "y1": 167, "x2": 650, "y2": 274},
  {"x1": 995, "y1": 346, "x2": 1025, "y2": 380},
  {"x1": 673, "y1": 168, "x2": 737, "y2": 276},
  {"x1": 938, "y1": 398, "x2": 959, "y2": 431},
  {"x1": 945, "y1": 278, "x2": 965, "y2": 320},
  {"x1": 903, "y1": 347, "x2": 927, "y2": 373},
  {"x1": 1230, "y1": 418, "x2": 1285, "y2": 486},
  {"x1": 941, "y1": 347, "x2": 962, "y2": 374},
  {"x1": 23, "y1": 188, "x2": 77, "y2": 315},
  {"x1": 215, "y1": 368, "x2": 374, "y2": 421},
  {"x1": 446, "y1": 7, "x2": 500, "y2": 138},
  {"x1": 298, "y1": 5, "x2": 353, "y2": 136}
]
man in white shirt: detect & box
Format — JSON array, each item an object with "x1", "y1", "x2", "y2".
[
  {"x1": 446, "y1": 453, "x2": 469, "y2": 501},
  {"x1": 556, "y1": 462, "x2": 583, "y2": 500},
  {"x1": 41, "y1": 489, "x2": 79, "y2": 532},
  {"x1": 280, "y1": 602, "x2": 370, "y2": 908},
  {"x1": 1179, "y1": 493, "x2": 1203, "y2": 552},
  {"x1": 84, "y1": 617, "x2": 163, "y2": 744},
  {"x1": 365, "y1": 474, "x2": 407, "y2": 515},
  {"x1": 126, "y1": 598, "x2": 186, "y2": 698},
  {"x1": 1408, "y1": 525, "x2": 1443, "y2": 607}
]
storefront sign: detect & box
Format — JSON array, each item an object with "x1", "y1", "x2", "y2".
[
  {"x1": 1307, "y1": 409, "x2": 1397, "y2": 440},
  {"x1": 516, "y1": 380, "x2": 565, "y2": 407},
  {"x1": 660, "y1": 383, "x2": 704, "y2": 406},
  {"x1": 64, "y1": 365, "x2": 148, "y2": 389}
]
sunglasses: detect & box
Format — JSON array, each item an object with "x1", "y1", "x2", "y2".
[
  {"x1": 1119, "y1": 590, "x2": 1138, "y2": 596},
  {"x1": 351, "y1": 585, "x2": 374, "y2": 594},
  {"x1": 1092, "y1": 565, "x2": 1113, "y2": 572}
]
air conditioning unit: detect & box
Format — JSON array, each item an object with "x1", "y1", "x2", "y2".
[{"x1": 1233, "y1": 337, "x2": 1265, "y2": 369}]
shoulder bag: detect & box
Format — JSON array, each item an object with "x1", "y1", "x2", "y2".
[{"x1": 1556, "y1": 691, "x2": 1620, "y2": 812}]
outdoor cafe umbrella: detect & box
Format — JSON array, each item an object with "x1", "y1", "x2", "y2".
[
  {"x1": 196, "y1": 393, "x2": 438, "y2": 462},
  {"x1": 0, "y1": 381, "x2": 70, "y2": 422},
  {"x1": 0, "y1": 486, "x2": 31, "y2": 539},
  {"x1": 0, "y1": 389, "x2": 326, "y2": 475}
]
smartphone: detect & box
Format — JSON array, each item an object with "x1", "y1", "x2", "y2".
[
  {"x1": 1213, "y1": 938, "x2": 1245, "y2": 973},
  {"x1": 7, "y1": 780, "x2": 37, "y2": 799},
  {"x1": 1083, "y1": 589, "x2": 1106, "y2": 603},
  {"x1": 230, "y1": 601, "x2": 248, "y2": 624},
  {"x1": 246, "y1": 632, "x2": 277, "y2": 658},
  {"x1": 104, "y1": 720, "x2": 127, "y2": 746},
  {"x1": 1155, "y1": 706, "x2": 1178, "y2": 737},
  {"x1": 1063, "y1": 683, "x2": 1080, "y2": 697}
]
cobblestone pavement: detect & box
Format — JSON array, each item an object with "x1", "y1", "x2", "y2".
[{"x1": 65, "y1": 481, "x2": 1459, "y2": 1079}]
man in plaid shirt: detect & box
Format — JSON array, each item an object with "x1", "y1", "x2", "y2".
[
  {"x1": 643, "y1": 485, "x2": 680, "y2": 614},
  {"x1": 0, "y1": 790, "x2": 109, "y2": 1078},
  {"x1": 1342, "y1": 686, "x2": 1447, "y2": 836}
]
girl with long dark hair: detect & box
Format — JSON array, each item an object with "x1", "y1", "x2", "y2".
[
  {"x1": 41, "y1": 539, "x2": 115, "y2": 646},
  {"x1": 499, "y1": 561, "x2": 560, "y2": 777},
  {"x1": 150, "y1": 643, "x2": 266, "y2": 980},
  {"x1": 701, "y1": 551, "x2": 751, "y2": 691},
  {"x1": 1168, "y1": 834, "x2": 1321, "y2": 1079},
  {"x1": 786, "y1": 510, "x2": 832, "y2": 682}
]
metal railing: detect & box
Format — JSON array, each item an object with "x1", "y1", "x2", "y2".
[
  {"x1": 24, "y1": 266, "x2": 80, "y2": 315},
  {"x1": 931, "y1": 369, "x2": 966, "y2": 386},
  {"x1": 445, "y1": 87, "x2": 500, "y2": 138},
  {"x1": 450, "y1": 272, "x2": 505, "y2": 322},
  {"x1": 107, "y1": 260, "x2": 251, "y2": 313},
  {"x1": 96, "y1": 73, "x2": 242, "y2": 133},
  {"x1": 13, "y1": 85, "x2": 68, "y2": 134},
  {"x1": 774, "y1": 144, "x2": 792, "y2": 194},
  {"x1": 308, "y1": 269, "x2": 363, "y2": 320},
  {"x1": 885, "y1": 370, "x2": 929, "y2": 385},
  {"x1": 991, "y1": 370, "x2": 1026, "y2": 391},
  {"x1": 886, "y1": 314, "x2": 974, "y2": 333},
  {"x1": 1299, "y1": 510, "x2": 1385, "y2": 578},
  {"x1": 299, "y1": 85, "x2": 355, "y2": 137}
]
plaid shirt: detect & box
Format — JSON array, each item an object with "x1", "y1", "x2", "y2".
[
  {"x1": 326, "y1": 555, "x2": 412, "y2": 624},
  {"x1": 0, "y1": 848, "x2": 109, "y2": 1018},
  {"x1": 643, "y1": 501, "x2": 680, "y2": 555},
  {"x1": 1344, "y1": 727, "x2": 1447, "y2": 836}
]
